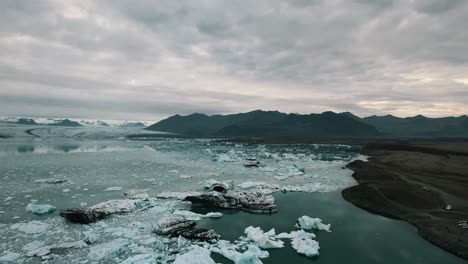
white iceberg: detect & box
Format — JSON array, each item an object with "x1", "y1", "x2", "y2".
[
  {"x1": 173, "y1": 210, "x2": 222, "y2": 221},
  {"x1": 104, "y1": 186, "x2": 123, "y2": 191},
  {"x1": 295, "y1": 216, "x2": 331, "y2": 232},
  {"x1": 156, "y1": 191, "x2": 202, "y2": 200},
  {"x1": 90, "y1": 199, "x2": 137, "y2": 214},
  {"x1": 276, "y1": 230, "x2": 319, "y2": 257},
  {"x1": 22, "y1": 240, "x2": 45, "y2": 252},
  {"x1": 25, "y1": 203, "x2": 56, "y2": 215},
  {"x1": 244, "y1": 226, "x2": 284, "y2": 249},
  {"x1": 120, "y1": 253, "x2": 157, "y2": 264},
  {"x1": 212, "y1": 244, "x2": 268, "y2": 264},
  {"x1": 87, "y1": 238, "x2": 129, "y2": 261},
  {"x1": 0, "y1": 251, "x2": 20, "y2": 262},
  {"x1": 10, "y1": 221, "x2": 49, "y2": 234},
  {"x1": 237, "y1": 181, "x2": 266, "y2": 189},
  {"x1": 173, "y1": 246, "x2": 216, "y2": 264},
  {"x1": 26, "y1": 240, "x2": 88, "y2": 257},
  {"x1": 34, "y1": 178, "x2": 67, "y2": 184}
]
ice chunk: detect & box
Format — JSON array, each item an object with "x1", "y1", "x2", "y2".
[
  {"x1": 285, "y1": 165, "x2": 305, "y2": 176},
  {"x1": 157, "y1": 191, "x2": 202, "y2": 200},
  {"x1": 237, "y1": 181, "x2": 266, "y2": 189},
  {"x1": 173, "y1": 246, "x2": 216, "y2": 264},
  {"x1": 10, "y1": 220, "x2": 49, "y2": 234},
  {"x1": 26, "y1": 240, "x2": 88, "y2": 257},
  {"x1": 173, "y1": 210, "x2": 222, "y2": 221},
  {"x1": 214, "y1": 150, "x2": 240, "y2": 162},
  {"x1": 63, "y1": 188, "x2": 71, "y2": 193},
  {"x1": 104, "y1": 186, "x2": 123, "y2": 191},
  {"x1": 121, "y1": 253, "x2": 157, "y2": 264},
  {"x1": 0, "y1": 251, "x2": 20, "y2": 262},
  {"x1": 25, "y1": 203, "x2": 56, "y2": 215},
  {"x1": 276, "y1": 230, "x2": 319, "y2": 257},
  {"x1": 34, "y1": 178, "x2": 67, "y2": 184},
  {"x1": 244, "y1": 226, "x2": 284, "y2": 249},
  {"x1": 212, "y1": 244, "x2": 268, "y2": 264},
  {"x1": 87, "y1": 238, "x2": 129, "y2": 261},
  {"x1": 22, "y1": 240, "x2": 45, "y2": 251},
  {"x1": 90, "y1": 199, "x2": 137, "y2": 214},
  {"x1": 179, "y1": 175, "x2": 192, "y2": 179},
  {"x1": 295, "y1": 216, "x2": 331, "y2": 232}
]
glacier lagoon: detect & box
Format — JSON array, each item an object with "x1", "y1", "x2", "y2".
[{"x1": 0, "y1": 124, "x2": 465, "y2": 263}]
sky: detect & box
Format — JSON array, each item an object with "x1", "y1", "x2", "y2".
[{"x1": 1, "y1": 0, "x2": 467, "y2": 122}]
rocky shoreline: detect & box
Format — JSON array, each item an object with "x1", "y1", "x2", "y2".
[{"x1": 342, "y1": 142, "x2": 468, "y2": 261}]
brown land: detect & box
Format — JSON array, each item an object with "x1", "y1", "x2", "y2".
[{"x1": 342, "y1": 142, "x2": 468, "y2": 261}]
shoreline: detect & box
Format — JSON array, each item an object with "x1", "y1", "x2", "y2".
[{"x1": 342, "y1": 142, "x2": 468, "y2": 261}]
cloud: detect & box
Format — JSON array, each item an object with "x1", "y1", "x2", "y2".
[{"x1": 0, "y1": 0, "x2": 467, "y2": 121}]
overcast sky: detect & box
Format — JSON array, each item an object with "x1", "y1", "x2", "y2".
[{"x1": 1, "y1": 0, "x2": 467, "y2": 121}]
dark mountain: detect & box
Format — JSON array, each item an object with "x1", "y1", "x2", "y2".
[
  {"x1": 147, "y1": 110, "x2": 379, "y2": 138},
  {"x1": 50, "y1": 119, "x2": 82, "y2": 127},
  {"x1": 16, "y1": 118, "x2": 39, "y2": 125},
  {"x1": 361, "y1": 114, "x2": 468, "y2": 137}
]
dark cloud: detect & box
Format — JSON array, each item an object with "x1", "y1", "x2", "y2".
[{"x1": 0, "y1": 0, "x2": 467, "y2": 121}]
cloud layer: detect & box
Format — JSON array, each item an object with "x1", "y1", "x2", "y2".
[{"x1": 1, "y1": 0, "x2": 467, "y2": 121}]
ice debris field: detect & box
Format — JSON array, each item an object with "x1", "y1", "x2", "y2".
[{"x1": 0, "y1": 124, "x2": 365, "y2": 263}]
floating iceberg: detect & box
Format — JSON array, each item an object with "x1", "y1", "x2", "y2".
[
  {"x1": 34, "y1": 178, "x2": 67, "y2": 184},
  {"x1": 295, "y1": 216, "x2": 331, "y2": 232},
  {"x1": 157, "y1": 191, "x2": 202, "y2": 200},
  {"x1": 10, "y1": 221, "x2": 49, "y2": 234},
  {"x1": 26, "y1": 240, "x2": 88, "y2": 257},
  {"x1": 25, "y1": 203, "x2": 56, "y2": 215},
  {"x1": 244, "y1": 226, "x2": 284, "y2": 249},
  {"x1": 104, "y1": 186, "x2": 123, "y2": 191},
  {"x1": 87, "y1": 238, "x2": 129, "y2": 261},
  {"x1": 237, "y1": 181, "x2": 266, "y2": 189},
  {"x1": 154, "y1": 216, "x2": 220, "y2": 241},
  {"x1": 173, "y1": 210, "x2": 222, "y2": 221},
  {"x1": 0, "y1": 251, "x2": 20, "y2": 262},
  {"x1": 120, "y1": 253, "x2": 157, "y2": 264},
  {"x1": 212, "y1": 244, "x2": 268, "y2": 264},
  {"x1": 276, "y1": 230, "x2": 319, "y2": 257},
  {"x1": 173, "y1": 246, "x2": 216, "y2": 264},
  {"x1": 204, "y1": 179, "x2": 233, "y2": 193}
]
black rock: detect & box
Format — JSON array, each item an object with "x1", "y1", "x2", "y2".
[{"x1": 59, "y1": 208, "x2": 109, "y2": 224}]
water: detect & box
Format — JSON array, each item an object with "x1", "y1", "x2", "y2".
[{"x1": 0, "y1": 124, "x2": 465, "y2": 263}]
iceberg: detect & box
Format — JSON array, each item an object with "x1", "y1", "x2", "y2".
[
  {"x1": 0, "y1": 251, "x2": 20, "y2": 262},
  {"x1": 244, "y1": 226, "x2": 284, "y2": 249},
  {"x1": 87, "y1": 238, "x2": 129, "y2": 261},
  {"x1": 212, "y1": 244, "x2": 268, "y2": 264},
  {"x1": 295, "y1": 216, "x2": 331, "y2": 232},
  {"x1": 26, "y1": 240, "x2": 88, "y2": 257},
  {"x1": 25, "y1": 203, "x2": 56, "y2": 215},
  {"x1": 120, "y1": 253, "x2": 157, "y2": 264},
  {"x1": 173, "y1": 246, "x2": 216, "y2": 264},
  {"x1": 157, "y1": 191, "x2": 202, "y2": 200},
  {"x1": 34, "y1": 178, "x2": 67, "y2": 184},
  {"x1": 104, "y1": 186, "x2": 123, "y2": 191},
  {"x1": 10, "y1": 221, "x2": 49, "y2": 234},
  {"x1": 276, "y1": 230, "x2": 319, "y2": 257},
  {"x1": 173, "y1": 210, "x2": 223, "y2": 221}
]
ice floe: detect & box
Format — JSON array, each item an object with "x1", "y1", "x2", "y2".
[
  {"x1": 244, "y1": 226, "x2": 284, "y2": 249},
  {"x1": 34, "y1": 178, "x2": 67, "y2": 184},
  {"x1": 173, "y1": 246, "x2": 216, "y2": 264},
  {"x1": 104, "y1": 186, "x2": 123, "y2": 191},
  {"x1": 25, "y1": 203, "x2": 56, "y2": 215},
  {"x1": 211, "y1": 244, "x2": 268, "y2": 264},
  {"x1": 0, "y1": 251, "x2": 20, "y2": 262},
  {"x1": 26, "y1": 240, "x2": 88, "y2": 257},
  {"x1": 10, "y1": 220, "x2": 49, "y2": 234},
  {"x1": 87, "y1": 238, "x2": 129, "y2": 261},
  {"x1": 276, "y1": 230, "x2": 320, "y2": 257},
  {"x1": 157, "y1": 191, "x2": 203, "y2": 200},
  {"x1": 295, "y1": 216, "x2": 331, "y2": 232},
  {"x1": 173, "y1": 210, "x2": 223, "y2": 221}
]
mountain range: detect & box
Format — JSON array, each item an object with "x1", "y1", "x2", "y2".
[{"x1": 146, "y1": 110, "x2": 468, "y2": 138}]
